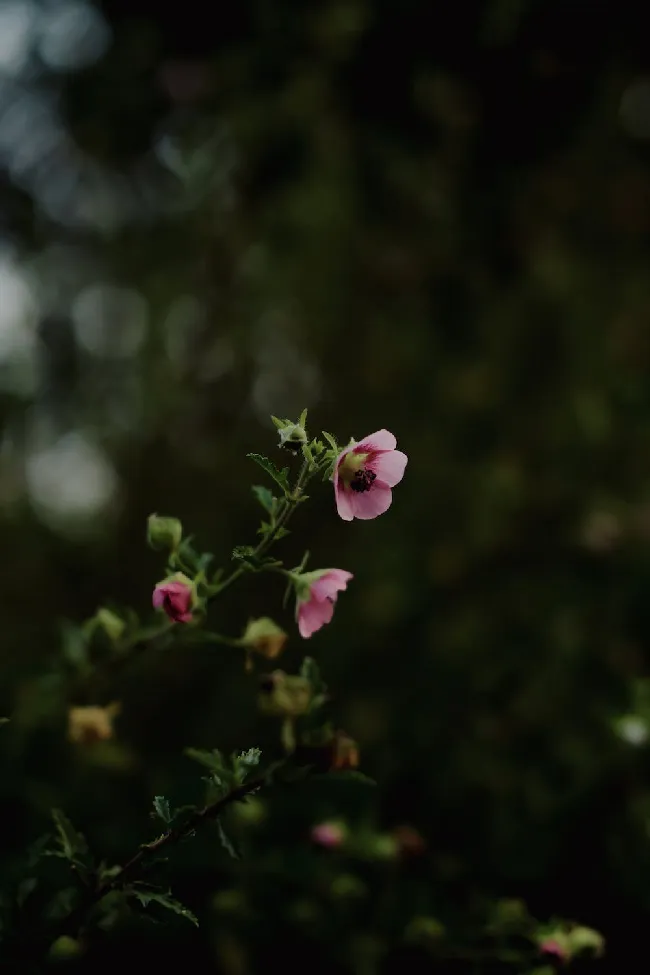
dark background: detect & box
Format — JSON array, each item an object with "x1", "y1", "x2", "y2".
[{"x1": 3, "y1": 0, "x2": 650, "y2": 970}]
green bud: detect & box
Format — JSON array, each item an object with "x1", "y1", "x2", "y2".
[
  {"x1": 258, "y1": 671, "x2": 312, "y2": 717},
  {"x1": 242, "y1": 617, "x2": 288, "y2": 659},
  {"x1": 147, "y1": 513, "x2": 183, "y2": 552},
  {"x1": 49, "y1": 935, "x2": 84, "y2": 960},
  {"x1": 405, "y1": 916, "x2": 446, "y2": 946},
  {"x1": 278, "y1": 423, "x2": 308, "y2": 452},
  {"x1": 567, "y1": 925, "x2": 605, "y2": 957},
  {"x1": 95, "y1": 608, "x2": 126, "y2": 643}
]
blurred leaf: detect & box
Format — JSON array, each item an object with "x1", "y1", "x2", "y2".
[
  {"x1": 51, "y1": 809, "x2": 89, "y2": 863},
  {"x1": 128, "y1": 888, "x2": 198, "y2": 927},
  {"x1": 152, "y1": 796, "x2": 173, "y2": 824},
  {"x1": 216, "y1": 819, "x2": 241, "y2": 859},
  {"x1": 300, "y1": 657, "x2": 326, "y2": 696},
  {"x1": 324, "y1": 770, "x2": 376, "y2": 786},
  {"x1": 252, "y1": 485, "x2": 275, "y2": 514}
]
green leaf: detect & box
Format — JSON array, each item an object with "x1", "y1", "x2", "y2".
[
  {"x1": 252, "y1": 484, "x2": 275, "y2": 514},
  {"x1": 321, "y1": 431, "x2": 339, "y2": 452},
  {"x1": 300, "y1": 657, "x2": 326, "y2": 695},
  {"x1": 129, "y1": 889, "x2": 198, "y2": 927},
  {"x1": 233, "y1": 747, "x2": 261, "y2": 782},
  {"x1": 246, "y1": 453, "x2": 290, "y2": 494},
  {"x1": 232, "y1": 545, "x2": 256, "y2": 562},
  {"x1": 152, "y1": 796, "x2": 173, "y2": 824},
  {"x1": 270, "y1": 415, "x2": 287, "y2": 430},
  {"x1": 51, "y1": 809, "x2": 88, "y2": 862},
  {"x1": 216, "y1": 819, "x2": 241, "y2": 859},
  {"x1": 60, "y1": 622, "x2": 89, "y2": 672},
  {"x1": 299, "y1": 408, "x2": 308, "y2": 429},
  {"x1": 185, "y1": 747, "x2": 225, "y2": 774}
]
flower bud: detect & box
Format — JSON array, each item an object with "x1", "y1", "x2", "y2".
[
  {"x1": 242, "y1": 617, "x2": 288, "y2": 659},
  {"x1": 566, "y1": 926, "x2": 605, "y2": 958},
  {"x1": 311, "y1": 821, "x2": 347, "y2": 848},
  {"x1": 257, "y1": 671, "x2": 312, "y2": 717},
  {"x1": 95, "y1": 608, "x2": 126, "y2": 643},
  {"x1": 278, "y1": 423, "x2": 308, "y2": 452},
  {"x1": 152, "y1": 573, "x2": 195, "y2": 623},
  {"x1": 147, "y1": 513, "x2": 182, "y2": 552},
  {"x1": 68, "y1": 702, "x2": 121, "y2": 745},
  {"x1": 331, "y1": 730, "x2": 360, "y2": 770}
]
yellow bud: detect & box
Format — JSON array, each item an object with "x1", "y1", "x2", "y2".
[
  {"x1": 68, "y1": 702, "x2": 121, "y2": 745},
  {"x1": 242, "y1": 618, "x2": 288, "y2": 659}
]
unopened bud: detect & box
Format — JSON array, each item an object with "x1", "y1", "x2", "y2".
[
  {"x1": 258, "y1": 670, "x2": 312, "y2": 717},
  {"x1": 147, "y1": 513, "x2": 183, "y2": 552},
  {"x1": 242, "y1": 617, "x2": 288, "y2": 659},
  {"x1": 278, "y1": 423, "x2": 308, "y2": 452},
  {"x1": 567, "y1": 926, "x2": 605, "y2": 958},
  {"x1": 331, "y1": 730, "x2": 360, "y2": 770},
  {"x1": 95, "y1": 608, "x2": 126, "y2": 643}
]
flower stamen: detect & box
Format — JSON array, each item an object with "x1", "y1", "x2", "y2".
[{"x1": 349, "y1": 468, "x2": 376, "y2": 493}]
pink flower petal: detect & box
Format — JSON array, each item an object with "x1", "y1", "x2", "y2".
[
  {"x1": 335, "y1": 483, "x2": 355, "y2": 521},
  {"x1": 298, "y1": 597, "x2": 334, "y2": 638},
  {"x1": 348, "y1": 481, "x2": 393, "y2": 520},
  {"x1": 372, "y1": 449, "x2": 408, "y2": 487},
  {"x1": 357, "y1": 429, "x2": 397, "y2": 452},
  {"x1": 152, "y1": 588, "x2": 165, "y2": 609},
  {"x1": 311, "y1": 569, "x2": 353, "y2": 601}
]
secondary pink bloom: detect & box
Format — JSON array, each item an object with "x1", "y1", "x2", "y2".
[
  {"x1": 311, "y1": 821, "x2": 346, "y2": 848},
  {"x1": 295, "y1": 569, "x2": 353, "y2": 639},
  {"x1": 333, "y1": 429, "x2": 407, "y2": 521},
  {"x1": 539, "y1": 938, "x2": 568, "y2": 962},
  {"x1": 153, "y1": 579, "x2": 193, "y2": 623}
]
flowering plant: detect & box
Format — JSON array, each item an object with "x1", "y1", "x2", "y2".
[{"x1": 0, "y1": 414, "x2": 602, "y2": 972}]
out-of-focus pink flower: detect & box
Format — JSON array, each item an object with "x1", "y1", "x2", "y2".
[
  {"x1": 539, "y1": 938, "x2": 569, "y2": 962},
  {"x1": 311, "y1": 821, "x2": 346, "y2": 848},
  {"x1": 294, "y1": 569, "x2": 353, "y2": 638},
  {"x1": 333, "y1": 429, "x2": 407, "y2": 521},
  {"x1": 153, "y1": 577, "x2": 193, "y2": 623}
]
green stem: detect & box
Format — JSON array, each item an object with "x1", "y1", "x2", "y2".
[{"x1": 213, "y1": 457, "x2": 311, "y2": 597}]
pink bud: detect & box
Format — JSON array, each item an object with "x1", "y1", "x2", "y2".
[
  {"x1": 311, "y1": 822, "x2": 345, "y2": 849},
  {"x1": 152, "y1": 579, "x2": 193, "y2": 623},
  {"x1": 539, "y1": 938, "x2": 568, "y2": 962}
]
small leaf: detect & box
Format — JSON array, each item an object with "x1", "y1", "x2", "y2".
[
  {"x1": 321, "y1": 431, "x2": 339, "y2": 452},
  {"x1": 246, "y1": 453, "x2": 290, "y2": 493},
  {"x1": 270, "y1": 415, "x2": 286, "y2": 430},
  {"x1": 299, "y1": 408, "x2": 308, "y2": 428},
  {"x1": 300, "y1": 657, "x2": 326, "y2": 695},
  {"x1": 234, "y1": 747, "x2": 261, "y2": 782},
  {"x1": 52, "y1": 809, "x2": 88, "y2": 862},
  {"x1": 129, "y1": 888, "x2": 198, "y2": 927},
  {"x1": 232, "y1": 545, "x2": 256, "y2": 562},
  {"x1": 252, "y1": 484, "x2": 275, "y2": 514},
  {"x1": 216, "y1": 819, "x2": 241, "y2": 859},
  {"x1": 152, "y1": 796, "x2": 173, "y2": 824}
]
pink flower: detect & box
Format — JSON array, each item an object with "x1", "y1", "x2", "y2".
[
  {"x1": 539, "y1": 938, "x2": 569, "y2": 962},
  {"x1": 153, "y1": 578, "x2": 193, "y2": 623},
  {"x1": 311, "y1": 822, "x2": 346, "y2": 848},
  {"x1": 295, "y1": 569, "x2": 353, "y2": 638},
  {"x1": 333, "y1": 429, "x2": 407, "y2": 521}
]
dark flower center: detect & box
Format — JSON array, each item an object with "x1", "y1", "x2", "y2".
[{"x1": 349, "y1": 468, "x2": 376, "y2": 493}]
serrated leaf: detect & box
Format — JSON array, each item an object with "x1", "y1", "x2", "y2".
[
  {"x1": 246, "y1": 453, "x2": 290, "y2": 493},
  {"x1": 129, "y1": 889, "x2": 198, "y2": 927},
  {"x1": 252, "y1": 485, "x2": 275, "y2": 514},
  {"x1": 321, "y1": 431, "x2": 339, "y2": 452},
  {"x1": 232, "y1": 545, "x2": 256, "y2": 562},
  {"x1": 234, "y1": 747, "x2": 261, "y2": 782},
  {"x1": 216, "y1": 819, "x2": 241, "y2": 859},
  {"x1": 52, "y1": 809, "x2": 88, "y2": 862},
  {"x1": 152, "y1": 796, "x2": 172, "y2": 824},
  {"x1": 270, "y1": 415, "x2": 287, "y2": 430}
]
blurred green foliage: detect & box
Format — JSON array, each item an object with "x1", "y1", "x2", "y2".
[{"x1": 2, "y1": 0, "x2": 650, "y2": 970}]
